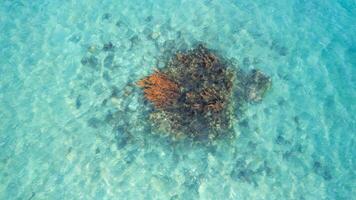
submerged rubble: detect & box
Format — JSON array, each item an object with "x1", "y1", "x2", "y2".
[{"x1": 137, "y1": 45, "x2": 271, "y2": 140}]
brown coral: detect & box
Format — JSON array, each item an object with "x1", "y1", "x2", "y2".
[{"x1": 137, "y1": 70, "x2": 181, "y2": 109}]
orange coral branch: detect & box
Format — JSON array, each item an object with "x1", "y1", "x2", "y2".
[{"x1": 137, "y1": 70, "x2": 181, "y2": 109}]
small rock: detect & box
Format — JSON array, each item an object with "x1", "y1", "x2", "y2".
[
  {"x1": 102, "y1": 13, "x2": 112, "y2": 21},
  {"x1": 145, "y1": 16, "x2": 153, "y2": 22},
  {"x1": 68, "y1": 34, "x2": 81, "y2": 43},
  {"x1": 278, "y1": 46, "x2": 288, "y2": 56},
  {"x1": 313, "y1": 161, "x2": 333, "y2": 181},
  {"x1": 95, "y1": 148, "x2": 100, "y2": 154},
  {"x1": 115, "y1": 20, "x2": 123, "y2": 27},
  {"x1": 275, "y1": 134, "x2": 289, "y2": 145},
  {"x1": 81, "y1": 55, "x2": 99, "y2": 69},
  {"x1": 75, "y1": 96, "x2": 82, "y2": 109},
  {"x1": 103, "y1": 42, "x2": 115, "y2": 51}
]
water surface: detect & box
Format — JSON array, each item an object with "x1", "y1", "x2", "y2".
[{"x1": 0, "y1": 0, "x2": 355, "y2": 199}]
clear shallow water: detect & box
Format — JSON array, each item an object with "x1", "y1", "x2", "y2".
[{"x1": 0, "y1": 0, "x2": 355, "y2": 199}]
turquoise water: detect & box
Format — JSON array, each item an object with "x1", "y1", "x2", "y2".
[{"x1": 0, "y1": 0, "x2": 355, "y2": 199}]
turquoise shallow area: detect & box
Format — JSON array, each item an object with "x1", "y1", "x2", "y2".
[{"x1": 0, "y1": 0, "x2": 355, "y2": 199}]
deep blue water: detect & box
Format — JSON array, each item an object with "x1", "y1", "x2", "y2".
[{"x1": 0, "y1": 0, "x2": 355, "y2": 199}]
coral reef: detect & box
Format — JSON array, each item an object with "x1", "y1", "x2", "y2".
[{"x1": 137, "y1": 44, "x2": 271, "y2": 140}]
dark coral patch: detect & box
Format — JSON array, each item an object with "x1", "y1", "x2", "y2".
[{"x1": 137, "y1": 44, "x2": 271, "y2": 140}]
